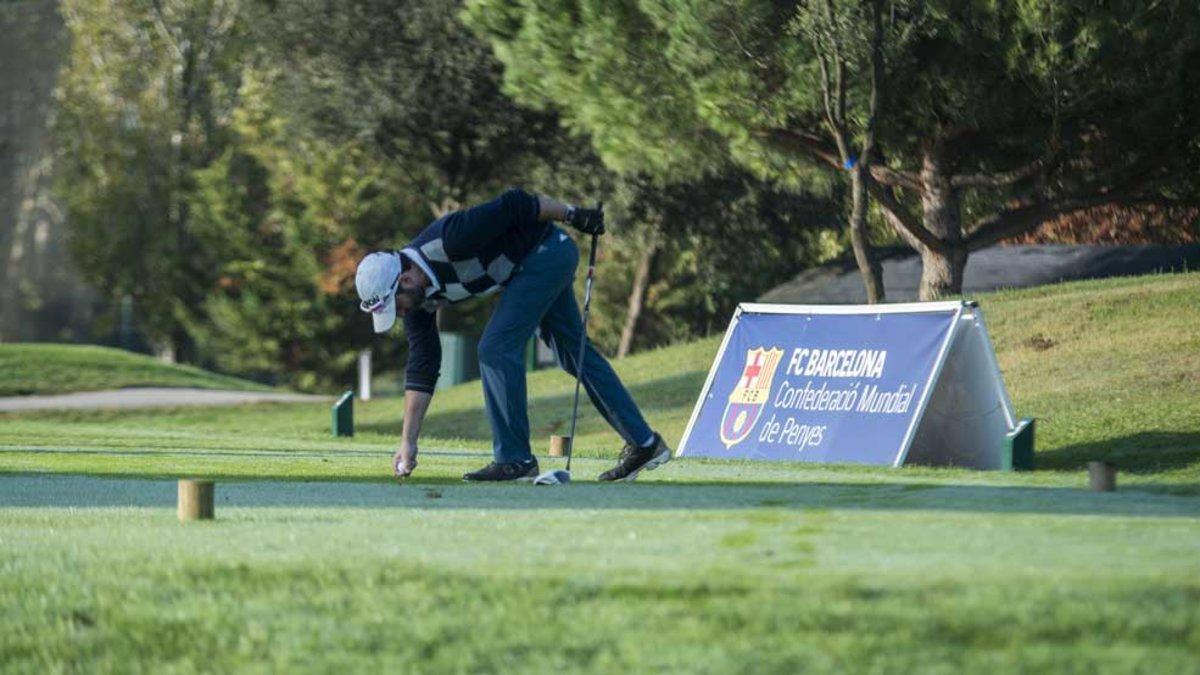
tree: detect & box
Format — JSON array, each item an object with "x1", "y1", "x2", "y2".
[
  {"x1": 862, "y1": 0, "x2": 1200, "y2": 297},
  {"x1": 467, "y1": 0, "x2": 1200, "y2": 299},
  {"x1": 465, "y1": 0, "x2": 898, "y2": 300},
  {"x1": 794, "y1": 0, "x2": 891, "y2": 302},
  {"x1": 54, "y1": 0, "x2": 247, "y2": 357},
  {"x1": 185, "y1": 73, "x2": 409, "y2": 388},
  {"x1": 253, "y1": 0, "x2": 566, "y2": 216}
]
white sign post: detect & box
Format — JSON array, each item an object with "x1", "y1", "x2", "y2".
[{"x1": 358, "y1": 349, "x2": 372, "y2": 402}]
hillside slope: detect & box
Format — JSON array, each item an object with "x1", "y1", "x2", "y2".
[{"x1": 0, "y1": 344, "x2": 271, "y2": 396}]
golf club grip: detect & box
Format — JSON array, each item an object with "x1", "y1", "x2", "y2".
[{"x1": 588, "y1": 202, "x2": 601, "y2": 267}]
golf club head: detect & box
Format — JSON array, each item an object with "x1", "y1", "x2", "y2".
[{"x1": 533, "y1": 469, "x2": 571, "y2": 486}]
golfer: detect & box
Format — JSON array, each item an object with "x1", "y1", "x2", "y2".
[{"x1": 355, "y1": 188, "x2": 671, "y2": 482}]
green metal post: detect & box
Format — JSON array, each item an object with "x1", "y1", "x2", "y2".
[
  {"x1": 332, "y1": 390, "x2": 354, "y2": 437},
  {"x1": 1002, "y1": 418, "x2": 1035, "y2": 471}
]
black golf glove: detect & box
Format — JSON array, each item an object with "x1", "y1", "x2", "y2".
[{"x1": 566, "y1": 205, "x2": 605, "y2": 235}]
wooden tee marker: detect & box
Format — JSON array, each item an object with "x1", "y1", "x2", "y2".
[
  {"x1": 1088, "y1": 462, "x2": 1116, "y2": 492},
  {"x1": 178, "y1": 479, "x2": 215, "y2": 522},
  {"x1": 549, "y1": 435, "x2": 571, "y2": 458}
]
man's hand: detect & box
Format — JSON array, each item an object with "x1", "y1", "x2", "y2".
[
  {"x1": 395, "y1": 390, "x2": 431, "y2": 480},
  {"x1": 567, "y1": 205, "x2": 605, "y2": 235},
  {"x1": 394, "y1": 442, "x2": 418, "y2": 479}
]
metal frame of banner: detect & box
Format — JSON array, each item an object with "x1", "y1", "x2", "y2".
[
  {"x1": 890, "y1": 303, "x2": 966, "y2": 466},
  {"x1": 970, "y1": 306, "x2": 1017, "y2": 430},
  {"x1": 676, "y1": 306, "x2": 744, "y2": 456},
  {"x1": 677, "y1": 300, "x2": 971, "y2": 463},
  {"x1": 738, "y1": 300, "x2": 965, "y2": 315}
]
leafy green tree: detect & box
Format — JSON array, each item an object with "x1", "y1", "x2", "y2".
[
  {"x1": 54, "y1": 0, "x2": 247, "y2": 357},
  {"x1": 466, "y1": 0, "x2": 890, "y2": 299},
  {"x1": 848, "y1": 0, "x2": 1200, "y2": 297},
  {"x1": 790, "y1": 0, "x2": 893, "y2": 302},
  {"x1": 467, "y1": 0, "x2": 1200, "y2": 299},
  {"x1": 252, "y1": 0, "x2": 565, "y2": 216},
  {"x1": 185, "y1": 74, "x2": 410, "y2": 388}
]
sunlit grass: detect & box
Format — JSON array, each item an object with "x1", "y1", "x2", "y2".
[{"x1": 1, "y1": 273, "x2": 1198, "y2": 672}]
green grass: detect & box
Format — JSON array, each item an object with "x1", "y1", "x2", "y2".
[
  {"x1": 3, "y1": 476, "x2": 1198, "y2": 673},
  {"x1": 0, "y1": 343, "x2": 272, "y2": 396},
  {"x1": 1, "y1": 272, "x2": 1199, "y2": 673}
]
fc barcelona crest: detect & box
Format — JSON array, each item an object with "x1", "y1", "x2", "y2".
[{"x1": 720, "y1": 347, "x2": 785, "y2": 448}]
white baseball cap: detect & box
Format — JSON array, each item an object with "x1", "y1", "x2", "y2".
[{"x1": 356, "y1": 252, "x2": 403, "y2": 333}]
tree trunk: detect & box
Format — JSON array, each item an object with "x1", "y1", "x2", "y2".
[
  {"x1": 917, "y1": 146, "x2": 967, "y2": 300},
  {"x1": 917, "y1": 245, "x2": 967, "y2": 301},
  {"x1": 848, "y1": 165, "x2": 885, "y2": 303},
  {"x1": 617, "y1": 240, "x2": 658, "y2": 358}
]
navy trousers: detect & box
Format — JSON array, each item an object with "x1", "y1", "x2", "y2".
[{"x1": 477, "y1": 226, "x2": 653, "y2": 462}]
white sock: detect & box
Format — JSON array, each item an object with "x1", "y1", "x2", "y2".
[{"x1": 639, "y1": 433, "x2": 657, "y2": 448}]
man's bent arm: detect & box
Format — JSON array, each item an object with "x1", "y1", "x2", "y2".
[
  {"x1": 403, "y1": 307, "x2": 441, "y2": 394},
  {"x1": 441, "y1": 188, "x2": 541, "y2": 258},
  {"x1": 395, "y1": 307, "x2": 439, "y2": 477},
  {"x1": 442, "y1": 188, "x2": 581, "y2": 259},
  {"x1": 402, "y1": 390, "x2": 433, "y2": 447},
  {"x1": 395, "y1": 390, "x2": 432, "y2": 477}
]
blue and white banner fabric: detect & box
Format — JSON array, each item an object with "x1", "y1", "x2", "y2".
[{"x1": 679, "y1": 305, "x2": 960, "y2": 465}]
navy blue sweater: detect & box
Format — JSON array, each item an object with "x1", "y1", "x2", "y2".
[{"x1": 402, "y1": 188, "x2": 546, "y2": 393}]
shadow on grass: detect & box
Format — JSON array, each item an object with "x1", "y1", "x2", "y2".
[
  {"x1": 0, "y1": 446, "x2": 476, "y2": 460},
  {"x1": 1, "y1": 473, "x2": 1196, "y2": 518},
  {"x1": 1036, "y1": 431, "x2": 1200, "y2": 474},
  {"x1": 359, "y1": 371, "x2": 706, "y2": 439}
]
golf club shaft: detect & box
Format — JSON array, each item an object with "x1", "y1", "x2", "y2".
[{"x1": 565, "y1": 231, "x2": 599, "y2": 472}]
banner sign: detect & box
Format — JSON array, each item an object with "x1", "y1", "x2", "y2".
[{"x1": 678, "y1": 302, "x2": 965, "y2": 466}]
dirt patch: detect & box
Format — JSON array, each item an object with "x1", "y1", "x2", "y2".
[{"x1": 1024, "y1": 333, "x2": 1057, "y2": 351}]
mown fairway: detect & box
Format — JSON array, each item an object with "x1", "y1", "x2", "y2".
[{"x1": 2, "y1": 274, "x2": 1199, "y2": 673}]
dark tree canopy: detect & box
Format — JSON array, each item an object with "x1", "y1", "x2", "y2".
[
  {"x1": 467, "y1": 0, "x2": 1200, "y2": 298},
  {"x1": 256, "y1": 0, "x2": 566, "y2": 215}
]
